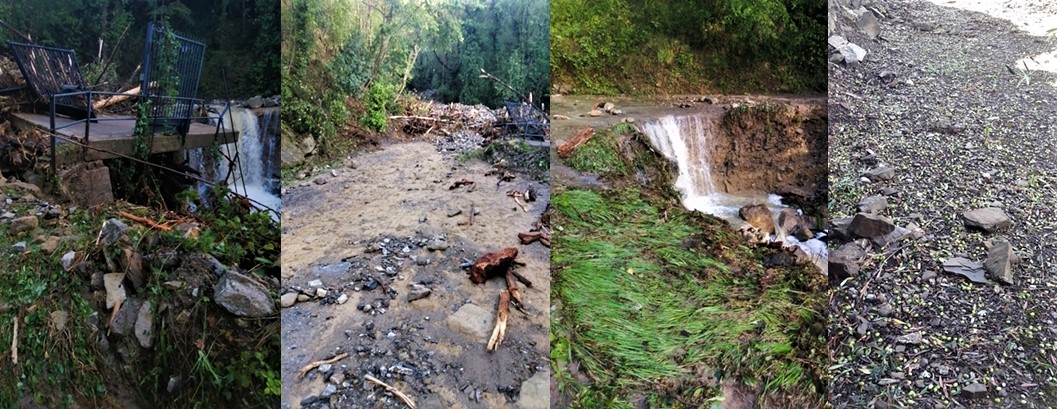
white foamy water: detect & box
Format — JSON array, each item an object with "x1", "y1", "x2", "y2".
[
  {"x1": 189, "y1": 106, "x2": 280, "y2": 220},
  {"x1": 640, "y1": 112, "x2": 827, "y2": 269},
  {"x1": 222, "y1": 108, "x2": 281, "y2": 217}
]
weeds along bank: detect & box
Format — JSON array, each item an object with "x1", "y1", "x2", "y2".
[
  {"x1": 551, "y1": 115, "x2": 829, "y2": 407},
  {"x1": 0, "y1": 179, "x2": 280, "y2": 407}
]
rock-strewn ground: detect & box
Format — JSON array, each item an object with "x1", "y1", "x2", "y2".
[
  {"x1": 280, "y1": 140, "x2": 550, "y2": 409},
  {"x1": 828, "y1": 0, "x2": 1057, "y2": 407}
]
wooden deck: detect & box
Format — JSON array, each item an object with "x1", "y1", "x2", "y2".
[{"x1": 10, "y1": 112, "x2": 238, "y2": 164}]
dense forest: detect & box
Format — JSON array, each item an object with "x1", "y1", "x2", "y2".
[
  {"x1": 0, "y1": 0, "x2": 279, "y2": 99},
  {"x1": 281, "y1": 0, "x2": 548, "y2": 158},
  {"x1": 552, "y1": 0, "x2": 827, "y2": 94}
]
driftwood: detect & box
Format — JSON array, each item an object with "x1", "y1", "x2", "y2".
[
  {"x1": 93, "y1": 86, "x2": 141, "y2": 110},
  {"x1": 119, "y1": 211, "x2": 176, "y2": 231},
  {"x1": 517, "y1": 230, "x2": 551, "y2": 247},
  {"x1": 487, "y1": 290, "x2": 510, "y2": 352},
  {"x1": 10, "y1": 315, "x2": 17, "y2": 365},
  {"x1": 469, "y1": 248, "x2": 518, "y2": 284},
  {"x1": 557, "y1": 127, "x2": 595, "y2": 158},
  {"x1": 365, "y1": 374, "x2": 417, "y2": 408},
  {"x1": 297, "y1": 352, "x2": 349, "y2": 379},
  {"x1": 469, "y1": 203, "x2": 475, "y2": 225}
]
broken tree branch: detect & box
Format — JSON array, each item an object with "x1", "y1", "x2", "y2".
[
  {"x1": 118, "y1": 211, "x2": 175, "y2": 231},
  {"x1": 93, "y1": 86, "x2": 141, "y2": 110},
  {"x1": 365, "y1": 374, "x2": 417, "y2": 409},
  {"x1": 469, "y1": 203, "x2": 475, "y2": 225},
  {"x1": 297, "y1": 352, "x2": 349, "y2": 379},
  {"x1": 504, "y1": 271, "x2": 525, "y2": 311},
  {"x1": 487, "y1": 290, "x2": 510, "y2": 352}
]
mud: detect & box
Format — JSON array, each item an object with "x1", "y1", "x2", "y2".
[{"x1": 280, "y1": 142, "x2": 550, "y2": 408}]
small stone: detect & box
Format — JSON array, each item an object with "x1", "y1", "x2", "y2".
[
  {"x1": 864, "y1": 166, "x2": 895, "y2": 181},
  {"x1": 10, "y1": 216, "x2": 38, "y2": 234},
  {"x1": 315, "y1": 288, "x2": 328, "y2": 298},
  {"x1": 857, "y1": 195, "x2": 888, "y2": 214},
  {"x1": 313, "y1": 177, "x2": 327, "y2": 185},
  {"x1": 337, "y1": 294, "x2": 349, "y2": 304},
  {"x1": 896, "y1": 331, "x2": 923, "y2": 344},
  {"x1": 100, "y1": 218, "x2": 128, "y2": 244},
  {"x1": 943, "y1": 257, "x2": 987, "y2": 283},
  {"x1": 962, "y1": 208, "x2": 1011, "y2": 233},
  {"x1": 297, "y1": 294, "x2": 310, "y2": 302},
  {"x1": 962, "y1": 383, "x2": 987, "y2": 399},
  {"x1": 280, "y1": 292, "x2": 298, "y2": 308},
  {"x1": 319, "y1": 364, "x2": 332, "y2": 373},
  {"x1": 308, "y1": 279, "x2": 323, "y2": 287},
  {"x1": 985, "y1": 241, "x2": 1014, "y2": 284},
  {"x1": 11, "y1": 241, "x2": 26, "y2": 252},
  {"x1": 848, "y1": 213, "x2": 896, "y2": 238},
  {"x1": 587, "y1": 109, "x2": 603, "y2": 117},
  {"x1": 330, "y1": 169, "x2": 338, "y2": 177},
  {"x1": 104, "y1": 273, "x2": 127, "y2": 309},
  {"x1": 446, "y1": 209, "x2": 462, "y2": 218},
  {"x1": 61, "y1": 251, "x2": 77, "y2": 271},
  {"x1": 135, "y1": 301, "x2": 154, "y2": 348},
  {"x1": 213, "y1": 270, "x2": 277, "y2": 317},
  {"x1": 320, "y1": 383, "x2": 338, "y2": 398},
  {"x1": 408, "y1": 284, "x2": 431, "y2": 302},
  {"x1": 427, "y1": 241, "x2": 449, "y2": 251}
]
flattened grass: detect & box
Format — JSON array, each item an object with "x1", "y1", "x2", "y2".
[{"x1": 551, "y1": 188, "x2": 828, "y2": 407}]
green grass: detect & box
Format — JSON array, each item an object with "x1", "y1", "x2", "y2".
[{"x1": 551, "y1": 187, "x2": 827, "y2": 407}]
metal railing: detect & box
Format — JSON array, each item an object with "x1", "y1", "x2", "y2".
[
  {"x1": 46, "y1": 90, "x2": 217, "y2": 172},
  {"x1": 141, "y1": 22, "x2": 206, "y2": 135}
]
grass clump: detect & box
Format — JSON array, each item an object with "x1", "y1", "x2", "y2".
[{"x1": 551, "y1": 187, "x2": 828, "y2": 407}]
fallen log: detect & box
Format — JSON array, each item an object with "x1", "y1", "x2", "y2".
[
  {"x1": 469, "y1": 247, "x2": 518, "y2": 284},
  {"x1": 557, "y1": 127, "x2": 595, "y2": 158},
  {"x1": 487, "y1": 290, "x2": 510, "y2": 352}
]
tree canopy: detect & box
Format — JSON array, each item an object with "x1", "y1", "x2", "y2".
[{"x1": 0, "y1": 0, "x2": 279, "y2": 99}]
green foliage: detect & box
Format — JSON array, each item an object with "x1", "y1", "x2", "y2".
[
  {"x1": 0, "y1": 0, "x2": 279, "y2": 98},
  {"x1": 361, "y1": 82, "x2": 401, "y2": 132},
  {"x1": 410, "y1": 0, "x2": 550, "y2": 108},
  {"x1": 551, "y1": 0, "x2": 827, "y2": 94}
]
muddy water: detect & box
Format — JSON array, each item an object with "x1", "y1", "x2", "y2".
[{"x1": 281, "y1": 142, "x2": 550, "y2": 408}]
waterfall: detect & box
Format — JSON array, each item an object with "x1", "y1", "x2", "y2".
[
  {"x1": 640, "y1": 114, "x2": 718, "y2": 208},
  {"x1": 189, "y1": 106, "x2": 281, "y2": 220}
]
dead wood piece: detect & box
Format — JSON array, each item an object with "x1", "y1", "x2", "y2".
[
  {"x1": 510, "y1": 270, "x2": 533, "y2": 288},
  {"x1": 512, "y1": 196, "x2": 528, "y2": 212},
  {"x1": 119, "y1": 211, "x2": 176, "y2": 231},
  {"x1": 448, "y1": 178, "x2": 475, "y2": 190},
  {"x1": 298, "y1": 352, "x2": 349, "y2": 379},
  {"x1": 487, "y1": 290, "x2": 510, "y2": 352},
  {"x1": 469, "y1": 203, "x2": 475, "y2": 225},
  {"x1": 10, "y1": 315, "x2": 17, "y2": 365},
  {"x1": 504, "y1": 271, "x2": 525, "y2": 311},
  {"x1": 518, "y1": 231, "x2": 542, "y2": 244},
  {"x1": 365, "y1": 374, "x2": 417, "y2": 409},
  {"x1": 469, "y1": 247, "x2": 518, "y2": 284},
  {"x1": 557, "y1": 127, "x2": 595, "y2": 158},
  {"x1": 93, "y1": 85, "x2": 141, "y2": 110}
]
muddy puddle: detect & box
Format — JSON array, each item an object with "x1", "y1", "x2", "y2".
[{"x1": 281, "y1": 142, "x2": 550, "y2": 409}]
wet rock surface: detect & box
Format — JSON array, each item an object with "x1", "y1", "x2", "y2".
[
  {"x1": 828, "y1": 0, "x2": 1057, "y2": 407},
  {"x1": 281, "y1": 142, "x2": 550, "y2": 408}
]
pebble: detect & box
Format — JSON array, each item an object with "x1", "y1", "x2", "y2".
[{"x1": 336, "y1": 294, "x2": 349, "y2": 304}]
